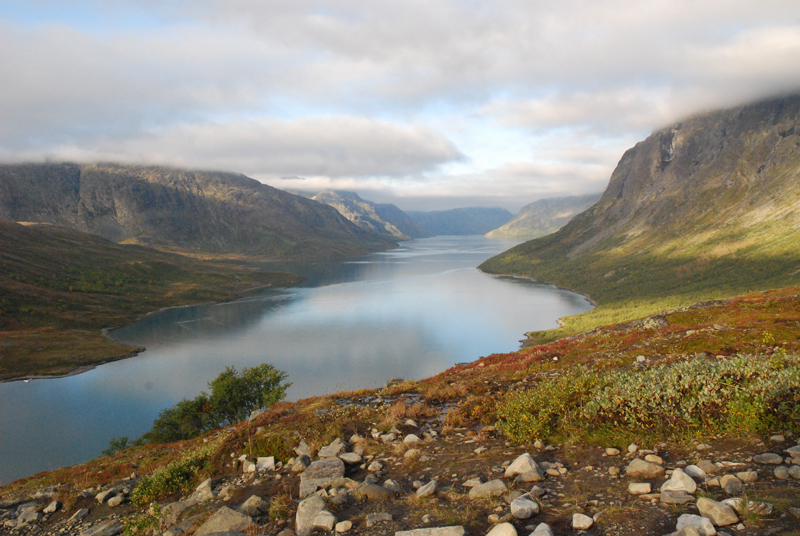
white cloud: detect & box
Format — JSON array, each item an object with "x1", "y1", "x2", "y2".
[{"x1": 1, "y1": 0, "x2": 799, "y2": 208}]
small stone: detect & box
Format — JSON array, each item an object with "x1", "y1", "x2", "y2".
[
  {"x1": 405, "y1": 448, "x2": 421, "y2": 459},
  {"x1": 572, "y1": 513, "x2": 593, "y2": 530},
  {"x1": 296, "y1": 496, "x2": 326, "y2": 536},
  {"x1": 487, "y1": 522, "x2": 517, "y2": 536},
  {"x1": 504, "y1": 453, "x2": 542, "y2": 479},
  {"x1": 510, "y1": 497, "x2": 539, "y2": 519},
  {"x1": 365, "y1": 513, "x2": 393, "y2": 528},
  {"x1": 628, "y1": 483, "x2": 651, "y2": 495},
  {"x1": 319, "y1": 439, "x2": 347, "y2": 458},
  {"x1": 69, "y1": 508, "x2": 89, "y2": 522},
  {"x1": 719, "y1": 474, "x2": 743, "y2": 495},
  {"x1": 735, "y1": 470, "x2": 757, "y2": 482},
  {"x1": 530, "y1": 523, "x2": 554, "y2": 536},
  {"x1": 606, "y1": 447, "x2": 620, "y2": 456},
  {"x1": 79, "y1": 519, "x2": 124, "y2": 536},
  {"x1": 695, "y1": 443, "x2": 713, "y2": 451},
  {"x1": 396, "y1": 527, "x2": 465, "y2": 536},
  {"x1": 644, "y1": 454, "x2": 663, "y2": 465},
  {"x1": 107, "y1": 495, "x2": 124, "y2": 507},
  {"x1": 383, "y1": 479, "x2": 401, "y2": 493},
  {"x1": 628, "y1": 444, "x2": 639, "y2": 453},
  {"x1": 356, "y1": 483, "x2": 392, "y2": 502},
  {"x1": 661, "y1": 468, "x2": 697, "y2": 494},
  {"x1": 788, "y1": 465, "x2": 800, "y2": 479},
  {"x1": 313, "y1": 511, "x2": 337, "y2": 532},
  {"x1": 195, "y1": 507, "x2": 253, "y2": 536},
  {"x1": 676, "y1": 514, "x2": 715, "y2": 536},
  {"x1": 769, "y1": 434, "x2": 785, "y2": 443},
  {"x1": 696, "y1": 460, "x2": 719, "y2": 475},
  {"x1": 404, "y1": 434, "x2": 421, "y2": 444},
  {"x1": 753, "y1": 452, "x2": 783, "y2": 464},
  {"x1": 43, "y1": 501, "x2": 61, "y2": 514},
  {"x1": 469, "y1": 479, "x2": 508, "y2": 499},
  {"x1": 626, "y1": 458, "x2": 665, "y2": 479},
  {"x1": 368, "y1": 461, "x2": 384, "y2": 472},
  {"x1": 697, "y1": 497, "x2": 739, "y2": 526},
  {"x1": 416, "y1": 480, "x2": 437, "y2": 499},
  {"x1": 684, "y1": 465, "x2": 709, "y2": 480},
  {"x1": 661, "y1": 490, "x2": 695, "y2": 505},
  {"x1": 533, "y1": 440, "x2": 545, "y2": 449},
  {"x1": 95, "y1": 489, "x2": 117, "y2": 503},
  {"x1": 474, "y1": 447, "x2": 488, "y2": 455},
  {"x1": 238, "y1": 495, "x2": 268, "y2": 517},
  {"x1": 608, "y1": 466, "x2": 620, "y2": 476},
  {"x1": 722, "y1": 497, "x2": 773, "y2": 516},
  {"x1": 335, "y1": 520, "x2": 352, "y2": 533},
  {"x1": 774, "y1": 466, "x2": 790, "y2": 479}
]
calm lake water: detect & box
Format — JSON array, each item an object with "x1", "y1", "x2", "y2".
[{"x1": 0, "y1": 236, "x2": 593, "y2": 485}]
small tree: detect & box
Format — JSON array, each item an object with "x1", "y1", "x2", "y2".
[
  {"x1": 208, "y1": 364, "x2": 290, "y2": 425},
  {"x1": 143, "y1": 394, "x2": 214, "y2": 443}
]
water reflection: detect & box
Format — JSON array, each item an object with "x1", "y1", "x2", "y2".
[{"x1": 0, "y1": 237, "x2": 593, "y2": 485}]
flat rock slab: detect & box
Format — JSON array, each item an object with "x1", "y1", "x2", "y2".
[
  {"x1": 626, "y1": 458, "x2": 665, "y2": 479},
  {"x1": 753, "y1": 453, "x2": 783, "y2": 464},
  {"x1": 195, "y1": 507, "x2": 252, "y2": 536},
  {"x1": 300, "y1": 457, "x2": 345, "y2": 498},
  {"x1": 697, "y1": 498, "x2": 739, "y2": 527},
  {"x1": 468, "y1": 479, "x2": 508, "y2": 499},
  {"x1": 396, "y1": 527, "x2": 466, "y2": 536},
  {"x1": 80, "y1": 520, "x2": 124, "y2": 536}
]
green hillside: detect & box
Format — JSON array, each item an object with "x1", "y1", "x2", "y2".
[{"x1": 480, "y1": 94, "x2": 800, "y2": 340}]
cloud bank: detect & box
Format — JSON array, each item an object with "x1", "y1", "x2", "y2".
[{"x1": 1, "y1": 0, "x2": 799, "y2": 210}]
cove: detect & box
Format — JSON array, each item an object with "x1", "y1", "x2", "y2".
[{"x1": 0, "y1": 236, "x2": 593, "y2": 485}]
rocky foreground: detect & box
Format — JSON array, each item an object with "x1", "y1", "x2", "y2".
[{"x1": 2, "y1": 395, "x2": 800, "y2": 536}]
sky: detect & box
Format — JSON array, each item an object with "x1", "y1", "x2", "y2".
[{"x1": 1, "y1": 1, "x2": 799, "y2": 211}]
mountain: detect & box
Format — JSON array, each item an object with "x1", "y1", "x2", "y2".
[
  {"x1": 0, "y1": 163, "x2": 395, "y2": 260},
  {"x1": 481, "y1": 94, "x2": 800, "y2": 329},
  {"x1": 485, "y1": 193, "x2": 602, "y2": 240},
  {"x1": 0, "y1": 221, "x2": 300, "y2": 381},
  {"x1": 406, "y1": 207, "x2": 513, "y2": 236},
  {"x1": 311, "y1": 190, "x2": 432, "y2": 240}
]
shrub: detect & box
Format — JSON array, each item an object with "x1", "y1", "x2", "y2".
[{"x1": 131, "y1": 440, "x2": 220, "y2": 505}]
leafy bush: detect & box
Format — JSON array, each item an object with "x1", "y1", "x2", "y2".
[
  {"x1": 131, "y1": 441, "x2": 220, "y2": 505},
  {"x1": 141, "y1": 363, "x2": 290, "y2": 444},
  {"x1": 496, "y1": 367, "x2": 601, "y2": 443}
]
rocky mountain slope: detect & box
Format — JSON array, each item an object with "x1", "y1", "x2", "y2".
[
  {"x1": 0, "y1": 163, "x2": 395, "y2": 260},
  {"x1": 485, "y1": 194, "x2": 601, "y2": 240},
  {"x1": 481, "y1": 94, "x2": 800, "y2": 329},
  {"x1": 407, "y1": 208, "x2": 513, "y2": 236},
  {"x1": 312, "y1": 190, "x2": 432, "y2": 240}
]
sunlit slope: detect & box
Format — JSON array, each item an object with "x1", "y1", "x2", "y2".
[{"x1": 481, "y1": 94, "x2": 800, "y2": 333}]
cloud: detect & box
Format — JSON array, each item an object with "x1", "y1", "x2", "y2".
[
  {"x1": 3, "y1": 116, "x2": 463, "y2": 178},
  {"x1": 1, "y1": 1, "x2": 799, "y2": 208}
]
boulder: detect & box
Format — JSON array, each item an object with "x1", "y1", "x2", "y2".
[
  {"x1": 339, "y1": 453, "x2": 362, "y2": 465},
  {"x1": 628, "y1": 483, "x2": 651, "y2": 495},
  {"x1": 788, "y1": 465, "x2": 800, "y2": 479},
  {"x1": 661, "y1": 490, "x2": 695, "y2": 505},
  {"x1": 684, "y1": 465, "x2": 709, "y2": 480},
  {"x1": 626, "y1": 458, "x2": 665, "y2": 479},
  {"x1": 722, "y1": 497, "x2": 773, "y2": 516},
  {"x1": 735, "y1": 471, "x2": 758, "y2": 483},
  {"x1": 299, "y1": 457, "x2": 345, "y2": 498},
  {"x1": 719, "y1": 474, "x2": 743, "y2": 495},
  {"x1": 697, "y1": 498, "x2": 738, "y2": 527},
  {"x1": 195, "y1": 507, "x2": 253, "y2": 536},
  {"x1": 318, "y1": 439, "x2": 348, "y2": 458},
  {"x1": 468, "y1": 479, "x2": 508, "y2": 499},
  {"x1": 404, "y1": 434, "x2": 421, "y2": 444},
  {"x1": 486, "y1": 522, "x2": 517, "y2": 536},
  {"x1": 256, "y1": 456, "x2": 275, "y2": 471},
  {"x1": 696, "y1": 460, "x2": 719, "y2": 475},
  {"x1": 774, "y1": 466, "x2": 790, "y2": 479},
  {"x1": 43, "y1": 501, "x2": 61, "y2": 514},
  {"x1": 335, "y1": 520, "x2": 352, "y2": 533}
]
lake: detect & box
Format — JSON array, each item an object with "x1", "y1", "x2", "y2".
[{"x1": 0, "y1": 236, "x2": 593, "y2": 485}]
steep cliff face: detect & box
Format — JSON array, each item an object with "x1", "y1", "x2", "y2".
[
  {"x1": 485, "y1": 193, "x2": 601, "y2": 240},
  {"x1": 0, "y1": 163, "x2": 395, "y2": 260},
  {"x1": 311, "y1": 190, "x2": 432, "y2": 240},
  {"x1": 481, "y1": 94, "x2": 800, "y2": 305}
]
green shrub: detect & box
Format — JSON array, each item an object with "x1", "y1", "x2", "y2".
[
  {"x1": 130, "y1": 440, "x2": 220, "y2": 505},
  {"x1": 496, "y1": 367, "x2": 601, "y2": 443}
]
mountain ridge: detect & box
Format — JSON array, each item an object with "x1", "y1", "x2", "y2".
[
  {"x1": 480, "y1": 93, "x2": 800, "y2": 335},
  {"x1": 0, "y1": 163, "x2": 396, "y2": 260},
  {"x1": 485, "y1": 193, "x2": 602, "y2": 240},
  {"x1": 407, "y1": 207, "x2": 513, "y2": 236}
]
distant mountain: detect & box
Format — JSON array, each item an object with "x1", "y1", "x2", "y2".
[
  {"x1": 406, "y1": 207, "x2": 513, "y2": 236},
  {"x1": 481, "y1": 94, "x2": 800, "y2": 312},
  {"x1": 0, "y1": 163, "x2": 395, "y2": 260},
  {"x1": 486, "y1": 194, "x2": 602, "y2": 240},
  {"x1": 312, "y1": 190, "x2": 432, "y2": 240}
]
